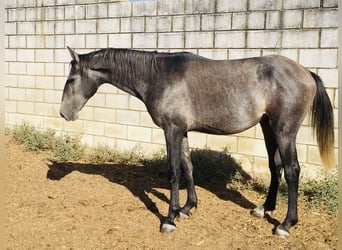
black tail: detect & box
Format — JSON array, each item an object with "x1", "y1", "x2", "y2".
[{"x1": 309, "y1": 71, "x2": 335, "y2": 168}]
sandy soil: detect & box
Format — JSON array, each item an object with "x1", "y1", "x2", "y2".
[{"x1": 5, "y1": 136, "x2": 337, "y2": 249}]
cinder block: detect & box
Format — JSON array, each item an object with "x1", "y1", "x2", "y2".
[
  {"x1": 17, "y1": 101, "x2": 34, "y2": 114},
  {"x1": 108, "y1": 2, "x2": 132, "y2": 17},
  {"x1": 17, "y1": 49, "x2": 35, "y2": 62},
  {"x1": 323, "y1": 0, "x2": 338, "y2": 7},
  {"x1": 25, "y1": 8, "x2": 39, "y2": 21},
  {"x1": 84, "y1": 120, "x2": 105, "y2": 136},
  {"x1": 36, "y1": 21, "x2": 55, "y2": 35},
  {"x1": 237, "y1": 137, "x2": 267, "y2": 157},
  {"x1": 26, "y1": 89, "x2": 44, "y2": 102},
  {"x1": 186, "y1": 0, "x2": 215, "y2": 14},
  {"x1": 188, "y1": 132, "x2": 207, "y2": 149},
  {"x1": 44, "y1": 90, "x2": 62, "y2": 103},
  {"x1": 207, "y1": 134, "x2": 238, "y2": 152},
  {"x1": 198, "y1": 49, "x2": 227, "y2": 60},
  {"x1": 158, "y1": 0, "x2": 185, "y2": 15},
  {"x1": 128, "y1": 125, "x2": 152, "y2": 143},
  {"x1": 185, "y1": 32, "x2": 213, "y2": 48},
  {"x1": 17, "y1": 22, "x2": 35, "y2": 35},
  {"x1": 94, "y1": 107, "x2": 115, "y2": 123},
  {"x1": 228, "y1": 49, "x2": 261, "y2": 59},
  {"x1": 116, "y1": 110, "x2": 140, "y2": 125},
  {"x1": 105, "y1": 123, "x2": 127, "y2": 139},
  {"x1": 27, "y1": 36, "x2": 45, "y2": 49},
  {"x1": 121, "y1": 17, "x2": 145, "y2": 33},
  {"x1": 8, "y1": 87, "x2": 26, "y2": 101},
  {"x1": 152, "y1": 128, "x2": 165, "y2": 144},
  {"x1": 18, "y1": 75, "x2": 35, "y2": 89},
  {"x1": 8, "y1": 8, "x2": 26, "y2": 22},
  {"x1": 232, "y1": 13, "x2": 247, "y2": 30},
  {"x1": 317, "y1": 69, "x2": 338, "y2": 88},
  {"x1": 299, "y1": 49, "x2": 337, "y2": 68},
  {"x1": 8, "y1": 62, "x2": 27, "y2": 75},
  {"x1": 86, "y1": 93, "x2": 106, "y2": 107},
  {"x1": 283, "y1": 0, "x2": 320, "y2": 9},
  {"x1": 9, "y1": 36, "x2": 26, "y2": 48},
  {"x1": 65, "y1": 5, "x2": 86, "y2": 19},
  {"x1": 65, "y1": 35, "x2": 86, "y2": 49},
  {"x1": 106, "y1": 94, "x2": 129, "y2": 109},
  {"x1": 133, "y1": 33, "x2": 157, "y2": 48},
  {"x1": 86, "y1": 4, "x2": 108, "y2": 19},
  {"x1": 303, "y1": 9, "x2": 338, "y2": 28},
  {"x1": 35, "y1": 49, "x2": 54, "y2": 63},
  {"x1": 97, "y1": 19, "x2": 120, "y2": 33},
  {"x1": 5, "y1": 100, "x2": 17, "y2": 112},
  {"x1": 146, "y1": 16, "x2": 172, "y2": 32},
  {"x1": 108, "y1": 34, "x2": 132, "y2": 48},
  {"x1": 282, "y1": 30, "x2": 319, "y2": 48},
  {"x1": 185, "y1": 15, "x2": 200, "y2": 31},
  {"x1": 55, "y1": 21, "x2": 75, "y2": 34},
  {"x1": 45, "y1": 35, "x2": 64, "y2": 48},
  {"x1": 86, "y1": 34, "x2": 108, "y2": 49},
  {"x1": 5, "y1": 22, "x2": 16, "y2": 35},
  {"x1": 202, "y1": 14, "x2": 232, "y2": 31},
  {"x1": 307, "y1": 146, "x2": 323, "y2": 165},
  {"x1": 173, "y1": 16, "x2": 184, "y2": 31},
  {"x1": 247, "y1": 31, "x2": 281, "y2": 48},
  {"x1": 18, "y1": 0, "x2": 35, "y2": 7},
  {"x1": 215, "y1": 31, "x2": 246, "y2": 48},
  {"x1": 249, "y1": 0, "x2": 281, "y2": 10},
  {"x1": 35, "y1": 102, "x2": 54, "y2": 116},
  {"x1": 266, "y1": 11, "x2": 280, "y2": 29},
  {"x1": 76, "y1": 20, "x2": 97, "y2": 34},
  {"x1": 132, "y1": 1, "x2": 157, "y2": 16},
  {"x1": 45, "y1": 63, "x2": 65, "y2": 76},
  {"x1": 281, "y1": 10, "x2": 303, "y2": 29},
  {"x1": 158, "y1": 33, "x2": 184, "y2": 49},
  {"x1": 44, "y1": 116, "x2": 63, "y2": 131},
  {"x1": 321, "y1": 28, "x2": 338, "y2": 48},
  {"x1": 129, "y1": 97, "x2": 146, "y2": 111},
  {"x1": 217, "y1": 0, "x2": 247, "y2": 12},
  {"x1": 248, "y1": 12, "x2": 265, "y2": 29},
  {"x1": 140, "y1": 112, "x2": 157, "y2": 128}
]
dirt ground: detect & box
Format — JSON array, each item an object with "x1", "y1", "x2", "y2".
[{"x1": 5, "y1": 136, "x2": 338, "y2": 249}]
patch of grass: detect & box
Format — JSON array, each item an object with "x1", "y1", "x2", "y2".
[
  {"x1": 53, "y1": 134, "x2": 85, "y2": 163},
  {"x1": 11, "y1": 123, "x2": 56, "y2": 151}
]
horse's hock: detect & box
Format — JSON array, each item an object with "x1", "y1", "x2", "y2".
[{"x1": 4, "y1": 0, "x2": 338, "y2": 183}]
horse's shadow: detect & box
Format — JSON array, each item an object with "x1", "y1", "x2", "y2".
[{"x1": 47, "y1": 149, "x2": 280, "y2": 227}]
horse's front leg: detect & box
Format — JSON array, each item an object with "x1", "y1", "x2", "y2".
[
  {"x1": 179, "y1": 134, "x2": 197, "y2": 219},
  {"x1": 160, "y1": 125, "x2": 184, "y2": 233}
]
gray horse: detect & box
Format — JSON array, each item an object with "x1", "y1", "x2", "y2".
[{"x1": 60, "y1": 47, "x2": 334, "y2": 238}]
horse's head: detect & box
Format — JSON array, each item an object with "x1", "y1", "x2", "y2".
[{"x1": 60, "y1": 47, "x2": 106, "y2": 121}]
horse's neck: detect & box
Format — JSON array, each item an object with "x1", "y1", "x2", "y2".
[{"x1": 105, "y1": 50, "x2": 156, "y2": 100}]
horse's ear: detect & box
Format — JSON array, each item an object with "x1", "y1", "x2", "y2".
[{"x1": 67, "y1": 46, "x2": 80, "y2": 63}]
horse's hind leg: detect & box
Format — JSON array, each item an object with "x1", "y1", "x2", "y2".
[
  {"x1": 273, "y1": 131, "x2": 301, "y2": 238},
  {"x1": 252, "y1": 115, "x2": 283, "y2": 218},
  {"x1": 179, "y1": 134, "x2": 197, "y2": 219}
]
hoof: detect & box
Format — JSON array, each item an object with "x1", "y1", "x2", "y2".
[
  {"x1": 178, "y1": 211, "x2": 190, "y2": 220},
  {"x1": 274, "y1": 225, "x2": 290, "y2": 238},
  {"x1": 160, "y1": 223, "x2": 176, "y2": 233},
  {"x1": 251, "y1": 206, "x2": 265, "y2": 218}
]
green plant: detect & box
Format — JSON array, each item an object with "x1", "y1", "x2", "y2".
[
  {"x1": 11, "y1": 123, "x2": 56, "y2": 151},
  {"x1": 52, "y1": 134, "x2": 85, "y2": 162},
  {"x1": 86, "y1": 144, "x2": 120, "y2": 163}
]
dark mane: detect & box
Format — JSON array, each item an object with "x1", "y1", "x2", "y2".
[{"x1": 78, "y1": 48, "x2": 199, "y2": 84}]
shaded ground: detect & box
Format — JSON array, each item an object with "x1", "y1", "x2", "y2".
[{"x1": 5, "y1": 136, "x2": 337, "y2": 249}]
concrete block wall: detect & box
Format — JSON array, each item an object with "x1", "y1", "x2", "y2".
[{"x1": 5, "y1": 0, "x2": 338, "y2": 180}]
